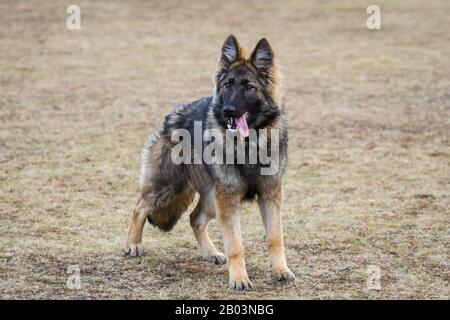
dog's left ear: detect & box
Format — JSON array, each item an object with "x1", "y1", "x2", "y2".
[{"x1": 251, "y1": 38, "x2": 274, "y2": 78}]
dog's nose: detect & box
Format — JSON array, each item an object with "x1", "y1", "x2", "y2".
[{"x1": 223, "y1": 105, "x2": 236, "y2": 117}]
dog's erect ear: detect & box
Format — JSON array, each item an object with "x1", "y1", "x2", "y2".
[
  {"x1": 251, "y1": 38, "x2": 274, "y2": 78},
  {"x1": 219, "y1": 35, "x2": 240, "y2": 69}
]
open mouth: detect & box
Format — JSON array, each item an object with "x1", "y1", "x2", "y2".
[{"x1": 226, "y1": 112, "x2": 250, "y2": 137}]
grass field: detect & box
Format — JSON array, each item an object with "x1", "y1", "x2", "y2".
[{"x1": 0, "y1": 0, "x2": 449, "y2": 299}]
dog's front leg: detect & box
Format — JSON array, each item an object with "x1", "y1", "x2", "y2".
[
  {"x1": 215, "y1": 190, "x2": 252, "y2": 291},
  {"x1": 258, "y1": 185, "x2": 295, "y2": 282}
]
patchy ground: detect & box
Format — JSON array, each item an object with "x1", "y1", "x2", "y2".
[{"x1": 0, "y1": 0, "x2": 449, "y2": 299}]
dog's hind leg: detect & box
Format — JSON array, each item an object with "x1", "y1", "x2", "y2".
[
  {"x1": 190, "y1": 190, "x2": 226, "y2": 265},
  {"x1": 124, "y1": 195, "x2": 149, "y2": 257}
]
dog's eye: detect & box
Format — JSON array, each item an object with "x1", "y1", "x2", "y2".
[
  {"x1": 245, "y1": 84, "x2": 255, "y2": 90},
  {"x1": 223, "y1": 82, "x2": 231, "y2": 88}
]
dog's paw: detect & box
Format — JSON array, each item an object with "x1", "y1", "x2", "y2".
[
  {"x1": 124, "y1": 242, "x2": 143, "y2": 257},
  {"x1": 229, "y1": 277, "x2": 253, "y2": 291},
  {"x1": 205, "y1": 252, "x2": 227, "y2": 265},
  {"x1": 272, "y1": 268, "x2": 295, "y2": 282}
]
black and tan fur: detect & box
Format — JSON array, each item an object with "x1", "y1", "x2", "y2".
[{"x1": 125, "y1": 35, "x2": 294, "y2": 290}]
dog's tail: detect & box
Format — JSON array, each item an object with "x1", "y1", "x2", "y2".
[
  {"x1": 144, "y1": 188, "x2": 195, "y2": 232},
  {"x1": 139, "y1": 132, "x2": 195, "y2": 232}
]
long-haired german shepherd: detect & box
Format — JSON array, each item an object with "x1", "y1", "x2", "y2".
[{"x1": 125, "y1": 35, "x2": 294, "y2": 290}]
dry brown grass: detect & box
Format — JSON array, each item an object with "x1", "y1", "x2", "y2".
[{"x1": 0, "y1": 0, "x2": 449, "y2": 299}]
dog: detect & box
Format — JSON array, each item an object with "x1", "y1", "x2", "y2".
[{"x1": 125, "y1": 35, "x2": 294, "y2": 290}]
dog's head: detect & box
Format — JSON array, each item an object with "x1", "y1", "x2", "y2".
[{"x1": 213, "y1": 35, "x2": 282, "y2": 137}]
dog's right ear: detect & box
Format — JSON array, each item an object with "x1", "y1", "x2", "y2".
[{"x1": 219, "y1": 35, "x2": 240, "y2": 70}]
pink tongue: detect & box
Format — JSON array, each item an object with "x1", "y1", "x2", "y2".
[{"x1": 234, "y1": 113, "x2": 249, "y2": 137}]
